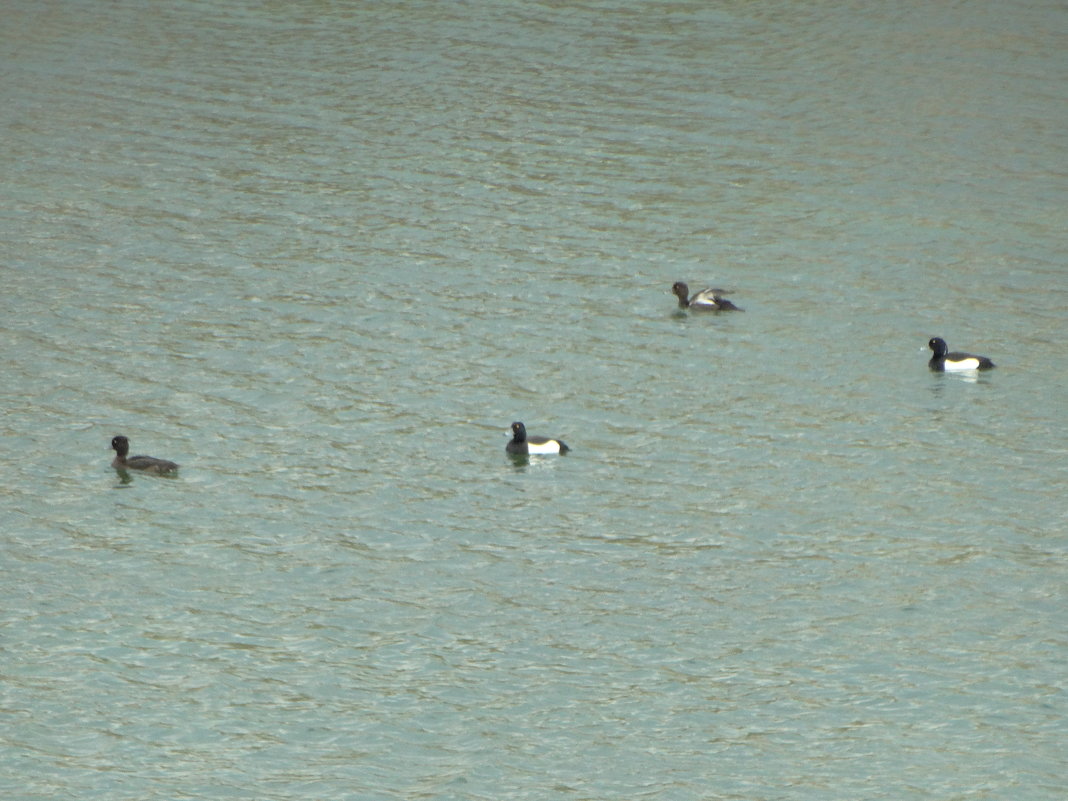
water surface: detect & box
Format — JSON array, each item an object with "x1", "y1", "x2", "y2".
[{"x1": 3, "y1": 1, "x2": 1067, "y2": 799}]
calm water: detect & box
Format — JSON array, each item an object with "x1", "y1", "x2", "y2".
[{"x1": 3, "y1": 1, "x2": 1067, "y2": 799}]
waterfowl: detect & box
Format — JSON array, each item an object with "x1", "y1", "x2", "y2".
[
  {"x1": 927, "y1": 337, "x2": 995, "y2": 372},
  {"x1": 111, "y1": 435, "x2": 179, "y2": 474},
  {"x1": 506, "y1": 422, "x2": 570, "y2": 456},
  {"x1": 672, "y1": 281, "x2": 743, "y2": 311}
]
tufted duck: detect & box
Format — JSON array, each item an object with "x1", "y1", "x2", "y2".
[
  {"x1": 928, "y1": 337, "x2": 995, "y2": 372},
  {"x1": 111, "y1": 435, "x2": 179, "y2": 474},
  {"x1": 506, "y1": 422, "x2": 570, "y2": 456},
  {"x1": 672, "y1": 281, "x2": 743, "y2": 311}
]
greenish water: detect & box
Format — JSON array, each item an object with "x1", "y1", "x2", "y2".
[{"x1": 3, "y1": 1, "x2": 1066, "y2": 799}]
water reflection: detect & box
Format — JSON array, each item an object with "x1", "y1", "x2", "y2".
[
  {"x1": 111, "y1": 466, "x2": 181, "y2": 487},
  {"x1": 507, "y1": 452, "x2": 571, "y2": 472}
]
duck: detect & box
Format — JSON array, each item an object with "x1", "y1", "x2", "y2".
[
  {"x1": 927, "y1": 337, "x2": 995, "y2": 372},
  {"x1": 111, "y1": 435, "x2": 180, "y2": 474},
  {"x1": 506, "y1": 422, "x2": 570, "y2": 456},
  {"x1": 672, "y1": 281, "x2": 743, "y2": 311}
]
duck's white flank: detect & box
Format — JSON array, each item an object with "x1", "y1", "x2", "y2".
[
  {"x1": 526, "y1": 439, "x2": 563, "y2": 455},
  {"x1": 943, "y1": 357, "x2": 982, "y2": 371}
]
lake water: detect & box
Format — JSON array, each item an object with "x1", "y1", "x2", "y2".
[{"x1": 3, "y1": 1, "x2": 1067, "y2": 799}]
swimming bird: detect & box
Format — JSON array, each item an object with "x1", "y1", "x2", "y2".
[
  {"x1": 506, "y1": 422, "x2": 570, "y2": 456},
  {"x1": 111, "y1": 435, "x2": 180, "y2": 474},
  {"x1": 672, "y1": 281, "x2": 743, "y2": 311},
  {"x1": 927, "y1": 337, "x2": 995, "y2": 372}
]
